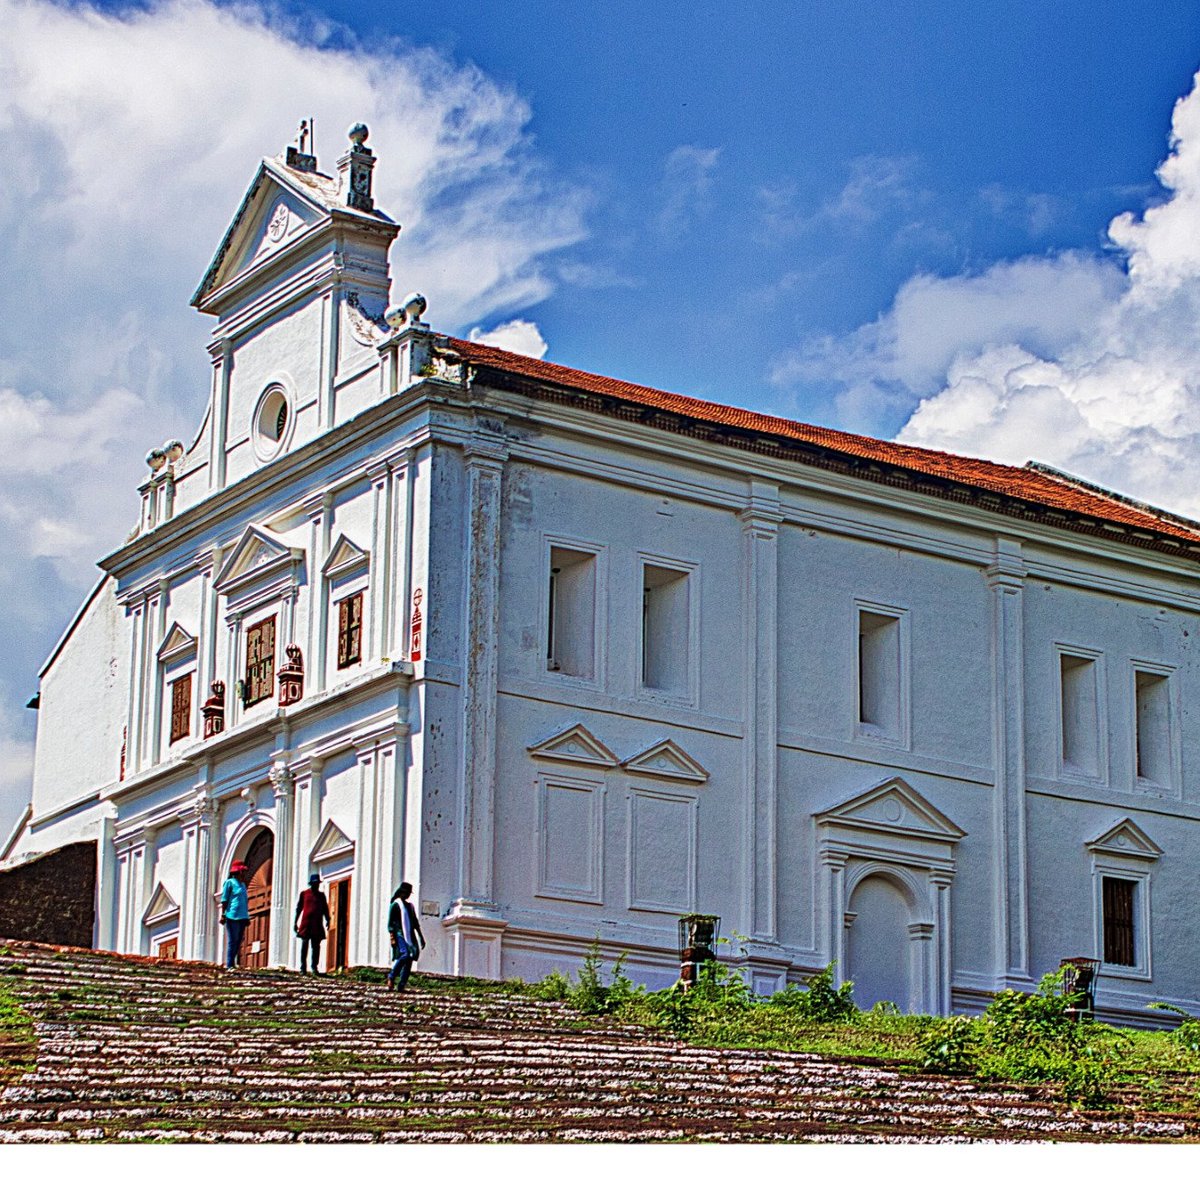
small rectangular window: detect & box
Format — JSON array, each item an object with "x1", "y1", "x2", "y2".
[
  {"x1": 169, "y1": 673, "x2": 192, "y2": 744},
  {"x1": 858, "y1": 609, "x2": 901, "y2": 736},
  {"x1": 641, "y1": 563, "x2": 690, "y2": 694},
  {"x1": 547, "y1": 547, "x2": 596, "y2": 679},
  {"x1": 337, "y1": 592, "x2": 364, "y2": 670},
  {"x1": 244, "y1": 616, "x2": 276, "y2": 708},
  {"x1": 1060, "y1": 653, "x2": 1099, "y2": 776},
  {"x1": 1135, "y1": 670, "x2": 1171, "y2": 786},
  {"x1": 1102, "y1": 876, "x2": 1137, "y2": 967}
]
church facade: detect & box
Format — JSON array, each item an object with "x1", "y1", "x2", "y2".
[{"x1": 6, "y1": 129, "x2": 1200, "y2": 1021}]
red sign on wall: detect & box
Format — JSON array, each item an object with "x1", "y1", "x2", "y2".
[{"x1": 411, "y1": 587, "x2": 423, "y2": 662}]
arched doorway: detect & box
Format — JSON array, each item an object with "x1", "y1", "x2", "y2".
[
  {"x1": 846, "y1": 873, "x2": 913, "y2": 1012},
  {"x1": 240, "y1": 829, "x2": 274, "y2": 969}
]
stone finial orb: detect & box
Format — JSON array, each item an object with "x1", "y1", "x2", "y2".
[
  {"x1": 164, "y1": 440, "x2": 184, "y2": 463},
  {"x1": 384, "y1": 304, "x2": 407, "y2": 330},
  {"x1": 146, "y1": 447, "x2": 167, "y2": 471},
  {"x1": 402, "y1": 292, "x2": 428, "y2": 323},
  {"x1": 348, "y1": 123, "x2": 369, "y2": 148}
]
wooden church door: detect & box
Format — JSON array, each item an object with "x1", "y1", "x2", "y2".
[
  {"x1": 240, "y1": 829, "x2": 274, "y2": 969},
  {"x1": 327, "y1": 878, "x2": 351, "y2": 972}
]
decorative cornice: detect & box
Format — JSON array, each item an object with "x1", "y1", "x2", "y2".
[{"x1": 471, "y1": 363, "x2": 1200, "y2": 564}]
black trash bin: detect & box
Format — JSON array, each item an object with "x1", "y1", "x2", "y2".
[
  {"x1": 1060, "y1": 957, "x2": 1100, "y2": 1022},
  {"x1": 677, "y1": 913, "x2": 720, "y2": 989}
]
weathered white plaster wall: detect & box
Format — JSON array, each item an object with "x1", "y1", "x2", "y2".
[{"x1": 31, "y1": 578, "x2": 126, "y2": 819}]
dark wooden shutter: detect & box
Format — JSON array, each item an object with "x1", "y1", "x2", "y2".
[
  {"x1": 1102, "y1": 877, "x2": 1136, "y2": 966},
  {"x1": 337, "y1": 593, "x2": 363, "y2": 669},
  {"x1": 245, "y1": 616, "x2": 276, "y2": 707},
  {"x1": 169, "y1": 673, "x2": 192, "y2": 743}
]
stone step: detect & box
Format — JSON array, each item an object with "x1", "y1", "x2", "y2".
[{"x1": 2, "y1": 939, "x2": 1198, "y2": 1143}]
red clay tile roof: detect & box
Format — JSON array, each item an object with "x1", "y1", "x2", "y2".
[{"x1": 446, "y1": 337, "x2": 1200, "y2": 554}]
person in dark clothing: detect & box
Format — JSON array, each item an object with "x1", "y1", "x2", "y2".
[
  {"x1": 294, "y1": 873, "x2": 331, "y2": 974},
  {"x1": 386, "y1": 881, "x2": 425, "y2": 991}
]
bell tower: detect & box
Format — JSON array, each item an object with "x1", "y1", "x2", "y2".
[{"x1": 186, "y1": 124, "x2": 401, "y2": 497}]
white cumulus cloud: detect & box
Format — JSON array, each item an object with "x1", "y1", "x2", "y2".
[
  {"x1": 468, "y1": 319, "x2": 548, "y2": 359},
  {"x1": 0, "y1": 0, "x2": 588, "y2": 835},
  {"x1": 788, "y1": 67, "x2": 1200, "y2": 519}
]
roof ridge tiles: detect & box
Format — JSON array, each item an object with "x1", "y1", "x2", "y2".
[{"x1": 445, "y1": 336, "x2": 1200, "y2": 554}]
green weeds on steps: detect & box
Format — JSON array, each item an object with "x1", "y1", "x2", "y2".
[
  {"x1": 531, "y1": 950, "x2": 1155, "y2": 1108},
  {"x1": 0, "y1": 977, "x2": 36, "y2": 1088},
  {"x1": 1147, "y1": 1002, "x2": 1200, "y2": 1055}
]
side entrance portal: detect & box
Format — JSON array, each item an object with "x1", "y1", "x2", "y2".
[
  {"x1": 846, "y1": 873, "x2": 916, "y2": 1011},
  {"x1": 241, "y1": 829, "x2": 274, "y2": 969},
  {"x1": 815, "y1": 777, "x2": 964, "y2": 1015}
]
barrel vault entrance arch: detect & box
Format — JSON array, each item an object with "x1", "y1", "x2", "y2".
[{"x1": 814, "y1": 777, "x2": 965, "y2": 1015}]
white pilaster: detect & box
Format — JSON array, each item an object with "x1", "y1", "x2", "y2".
[
  {"x1": 304, "y1": 495, "x2": 333, "y2": 694},
  {"x1": 147, "y1": 580, "x2": 169, "y2": 767},
  {"x1": 179, "y1": 789, "x2": 218, "y2": 962},
  {"x1": 93, "y1": 808, "x2": 119, "y2": 951},
  {"x1": 209, "y1": 339, "x2": 232, "y2": 492},
  {"x1": 125, "y1": 595, "x2": 147, "y2": 777},
  {"x1": 930, "y1": 870, "x2": 954, "y2": 1015},
  {"x1": 395, "y1": 450, "x2": 416, "y2": 662},
  {"x1": 352, "y1": 737, "x2": 382, "y2": 965},
  {"x1": 195, "y1": 549, "x2": 218, "y2": 707},
  {"x1": 269, "y1": 761, "x2": 296, "y2": 967},
  {"x1": 820, "y1": 848, "x2": 849, "y2": 985},
  {"x1": 739, "y1": 483, "x2": 782, "y2": 953},
  {"x1": 225, "y1": 613, "x2": 242, "y2": 731},
  {"x1": 367, "y1": 461, "x2": 390, "y2": 663},
  {"x1": 457, "y1": 435, "x2": 507, "y2": 907},
  {"x1": 320, "y1": 287, "x2": 339, "y2": 430},
  {"x1": 986, "y1": 537, "x2": 1030, "y2": 986}
]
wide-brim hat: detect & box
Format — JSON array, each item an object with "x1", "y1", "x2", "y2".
[
  {"x1": 308, "y1": 873, "x2": 320, "y2": 884},
  {"x1": 230, "y1": 861, "x2": 248, "y2": 874}
]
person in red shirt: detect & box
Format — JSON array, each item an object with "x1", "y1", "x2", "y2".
[{"x1": 294, "y1": 873, "x2": 331, "y2": 974}]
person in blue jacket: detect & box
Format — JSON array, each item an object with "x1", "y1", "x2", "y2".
[
  {"x1": 219, "y1": 860, "x2": 250, "y2": 969},
  {"x1": 386, "y1": 882, "x2": 425, "y2": 991}
]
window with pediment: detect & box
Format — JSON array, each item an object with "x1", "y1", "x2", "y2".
[
  {"x1": 169, "y1": 674, "x2": 193, "y2": 743},
  {"x1": 244, "y1": 616, "x2": 276, "y2": 707},
  {"x1": 337, "y1": 592, "x2": 364, "y2": 669}
]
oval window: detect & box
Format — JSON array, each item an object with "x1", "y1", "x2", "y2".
[{"x1": 253, "y1": 387, "x2": 290, "y2": 459}]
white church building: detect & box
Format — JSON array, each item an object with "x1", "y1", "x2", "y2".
[{"x1": 5, "y1": 128, "x2": 1200, "y2": 1021}]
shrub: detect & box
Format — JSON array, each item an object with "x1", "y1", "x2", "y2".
[
  {"x1": 768, "y1": 963, "x2": 858, "y2": 1022},
  {"x1": 984, "y1": 970, "x2": 1079, "y2": 1048},
  {"x1": 561, "y1": 942, "x2": 643, "y2": 1016},
  {"x1": 532, "y1": 971, "x2": 571, "y2": 1002},
  {"x1": 917, "y1": 1015, "x2": 977, "y2": 1075},
  {"x1": 571, "y1": 941, "x2": 616, "y2": 1015},
  {"x1": 1147, "y1": 1002, "x2": 1200, "y2": 1054},
  {"x1": 975, "y1": 969, "x2": 1126, "y2": 1107}
]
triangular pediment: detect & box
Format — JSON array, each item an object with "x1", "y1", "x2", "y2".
[
  {"x1": 311, "y1": 819, "x2": 355, "y2": 865},
  {"x1": 527, "y1": 724, "x2": 619, "y2": 769},
  {"x1": 322, "y1": 533, "x2": 370, "y2": 580},
  {"x1": 142, "y1": 883, "x2": 180, "y2": 927},
  {"x1": 622, "y1": 739, "x2": 708, "y2": 783},
  {"x1": 192, "y1": 157, "x2": 398, "y2": 312},
  {"x1": 1087, "y1": 818, "x2": 1162, "y2": 861},
  {"x1": 214, "y1": 525, "x2": 302, "y2": 594},
  {"x1": 156, "y1": 622, "x2": 197, "y2": 663},
  {"x1": 816, "y1": 777, "x2": 966, "y2": 843},
  {"x1": 192, "y1": 160, "x2": 329, "y2": 308}
]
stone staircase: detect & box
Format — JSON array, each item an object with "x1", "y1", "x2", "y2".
[{"x1": 0, "y1": 940, "x2": 1196, "y2": 1143}]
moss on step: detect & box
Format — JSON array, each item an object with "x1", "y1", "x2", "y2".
[{"x1": 0, "y1": 976, "x2": 36, "y2": 1089}]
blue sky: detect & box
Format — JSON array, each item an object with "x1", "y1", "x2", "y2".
[
  {"x1": 3, "y1": 0, "x2": 1200, "y2": 834},
  {"x1": 303, "y1": 0, "x2": 1200, "y2": 422}
]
